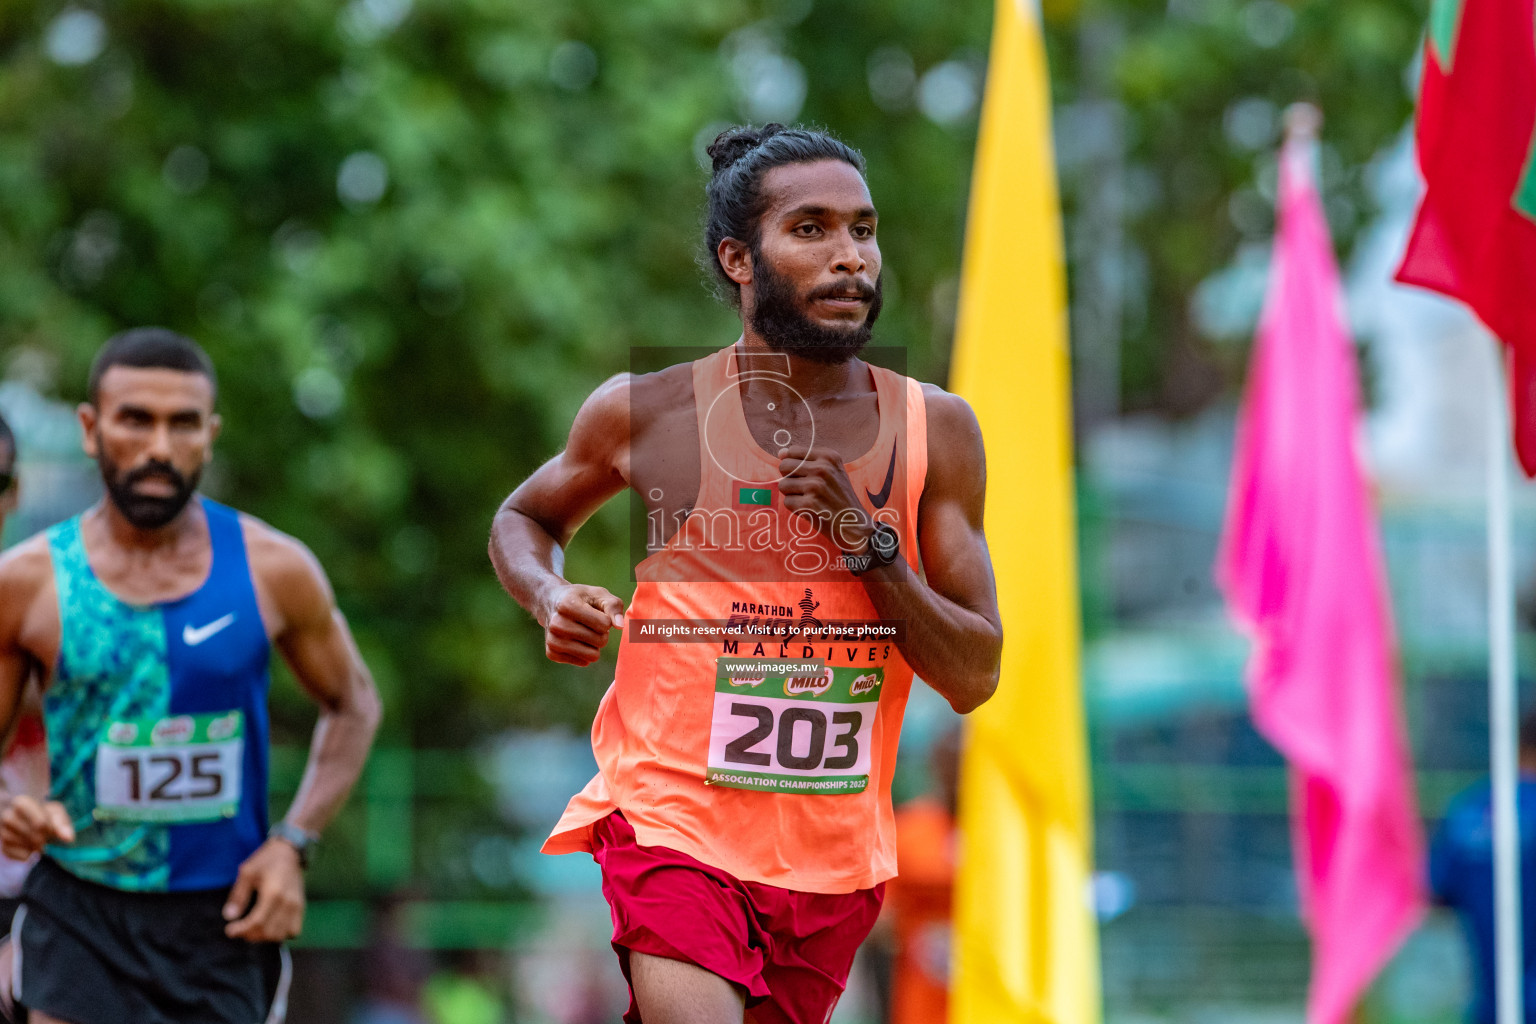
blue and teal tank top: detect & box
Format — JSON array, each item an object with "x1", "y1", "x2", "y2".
[{"x1": 43, "y1": 497, "x2": 272, "y2": 892}]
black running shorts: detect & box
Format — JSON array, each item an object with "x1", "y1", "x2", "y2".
[
  {"x1": 0, "y1": 897, "x2": 21, "y2": 937},
  {"x1": 13, "y1": 858, "x2": 289, "y2": 1024}
]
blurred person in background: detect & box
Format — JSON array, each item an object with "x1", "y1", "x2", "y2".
[
  {"x1": 882, "y1": 726, "x2": 961, "y2": 1024},
  {"x1": 1430, "y1": 707, "x2": 1536, "y2": 1023},
  {"x1": 0, "y1": 328, "x2": 382, "y2": 1024},
  {"x1": 0, "y1": 413, "x2": 47, "y2": 924},
  {"x1": 351, "y1": 893, "x2": 431, "y2": 1024},
  {"x1": 0, "y1": 412, "x2": 49, "y2": 1024},
  {"x1": 423, "y1": 950, "x2": 509, "y2": 1024},
  {"x1": 490, "y1": 123, "x2": 1003, "y2": 1024}
]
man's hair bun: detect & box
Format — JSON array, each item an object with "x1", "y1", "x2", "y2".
[{"x1": 705, "y1": 123, "x2": 788, "y2": 175}]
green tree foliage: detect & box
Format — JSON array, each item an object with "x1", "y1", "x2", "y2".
[
  {"x1": 0, "y1": 0, "x2": 1426, "y2": 748},
  {"x1": 0, "y1": 0, "x2": 991, "y2": 745},
  {"x1": 1047, "y1": 0, "x2": 1425, "y2": 417}
]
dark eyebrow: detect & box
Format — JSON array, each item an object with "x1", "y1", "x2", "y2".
[
  {"x1": 782, "y1": 204, "x2": 879, "y2": 221},
  {"x1": 115, "y1": 403, "x2": 204, "y2": 421}
]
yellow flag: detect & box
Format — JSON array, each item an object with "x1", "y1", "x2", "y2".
[{"x1": 948, "y1": 0, "x2": 1101, "y2": 1020}]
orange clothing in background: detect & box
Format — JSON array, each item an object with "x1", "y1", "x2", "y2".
[{"x1": 887, "y1": 796, "x2": 956, "y2": 1024}]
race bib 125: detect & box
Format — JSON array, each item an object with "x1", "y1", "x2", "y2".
[
  {"x1": 706, "y1": 658, "x2": 883, "y2": 795},
  {"x1": 93, "y1": 711, "x2": 244, "y2": 823}
]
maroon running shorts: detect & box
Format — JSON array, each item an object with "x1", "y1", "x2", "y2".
[{"x1": 589, "y1": 811, "x2": 884, "y2": 1024}]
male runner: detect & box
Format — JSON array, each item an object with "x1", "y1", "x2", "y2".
[
  {"x1": 0, "y1": 413, "x2": 52, "y2": 1024},
  {"x1": 0, "y1": 328, "x2": 383, "y2": 1024},
  {"x1": 490, "y1": 124, "x2": 1002, "y2": 1024},
  {"x1": 0, "y1": 413, "x2": 49, "y2": 933}
]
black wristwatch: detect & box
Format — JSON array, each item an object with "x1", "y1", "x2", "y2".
[
  {"x1": 852, "y1": 524, "x2": 900, "y2": 574},
  {"x1": 269, "y1": 821, "x2": 320, "y2": 869}
]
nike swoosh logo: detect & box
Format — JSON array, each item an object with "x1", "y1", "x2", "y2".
[
  {"x1": 183, "y1": 613, "x2": 236, "y2": 647},
  {"x1": 866, "y1": 447, "x2": 897, "y2": 509}
]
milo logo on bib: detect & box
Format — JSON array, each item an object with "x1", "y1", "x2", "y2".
[
  {"x1": 707, "y1": 658, "x2": 884, "y2": 795},
  {"x1": 784, "y1": 668, "x2": 833, "y2": 697},
  {"x1": 94, "y1": 711, "x2": 245, "y2": 824},
  {"x1": 106, "y1": 722, "x2": 139, "y2": 744},
  {"x1": 151, "y1": 716, "x2": 195, "y2": 745}
]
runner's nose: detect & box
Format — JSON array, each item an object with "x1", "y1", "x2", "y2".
[
  {"x1": 830, "y1": 229, "x2": 866, "y2": 276},
  {"x1": 144, "y1": 422, "x2": 175, "y2": 465}
]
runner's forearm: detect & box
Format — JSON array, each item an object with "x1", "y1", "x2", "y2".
[
  {"x1": 0, "y1": 655, "x2": 31, "y2": 746},
  {"x1": 856, "y1": 561, "x2": 1001, "y2": 713},
  {"x1": 489, "y1": 504, "x2": 574, "y2": 628},
  {"x1": 282, "y1": 675, "x2": 380, "y2": 835}
]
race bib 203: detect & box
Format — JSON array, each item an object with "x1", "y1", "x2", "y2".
[{"x1": 707, "y1": 658, "x2": 883, "y2": 795}]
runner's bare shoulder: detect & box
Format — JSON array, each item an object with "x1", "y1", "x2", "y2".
[
  {"x1": 0, "y1": 533, "x2": 59, "y2": 649},
  {"x1": 567, "y1": 365, "x2": 695, "y2": 486},
  {"x1": 0, "y1": 533, "x2": 55, "y2": 590},
  {"x1": 627, "y1": 362, "x2": 693, "y2": 417},
  {"x1": 573, "y1": 365, "x2": 693, "y2": 445},
  {"x1": 918, "y1": 383, "x2": 985, "y2": 482},
  {"x1": 626, "y1": 363, "x2": 695, "y2": 444},
  {"x1": 237, "y1": 513, "x2": 334, "y2": 636}
]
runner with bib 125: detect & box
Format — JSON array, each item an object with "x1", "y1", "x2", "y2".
[
  {"x1": 0, "y1": 329, "x2": 382, "y2": 1024},
  {"x1": 490, "y1": 123, "x2": 1003, "y2": 1024}
]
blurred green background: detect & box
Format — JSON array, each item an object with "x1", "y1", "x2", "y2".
[{"x1": 0, "y1": 0, "x2": 1486, "y2": 1021}]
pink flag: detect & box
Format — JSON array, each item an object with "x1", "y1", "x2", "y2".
[{"x1": 1216, "y1": 115, "x2": 1427, "y2": 1024}]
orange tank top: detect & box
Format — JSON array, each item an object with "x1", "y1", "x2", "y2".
[{"x1": 543, "y1": 344, "x2": 929, "y2": 894}]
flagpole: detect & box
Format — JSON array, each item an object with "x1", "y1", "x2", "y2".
[{"x1": 1488, "y1": 341, "x2": 1523, "y2": 1024}]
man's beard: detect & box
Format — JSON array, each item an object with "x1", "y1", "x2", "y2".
[
  {"x1": 748, "y1": 251, "x2": 883, "y2": 365},
  {"x1": 99, "y1": 447, "x2": 201, "y2": 530}
]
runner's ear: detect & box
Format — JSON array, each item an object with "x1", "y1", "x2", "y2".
[
  {"x1": 717, "y1": 238, "x2": 753, "y2": 287},
  {"x1": 76, "y1": 403, "x2": 100, "y2": 459}
]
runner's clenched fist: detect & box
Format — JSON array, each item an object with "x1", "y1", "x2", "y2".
[
  {"x1": 0, "y1": 795, "x2": 74, "y2": 860},
  {"x1": 541, "y1": 584, "x2": 626, "y2": 666}
]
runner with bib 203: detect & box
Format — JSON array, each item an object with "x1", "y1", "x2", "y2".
[
  {"x1": 489, "y1": 124, "x2": 1002, "y2": 1024},
  {"x1": 0, "y1": 329, "x2": 382, "y2": 1024}
]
